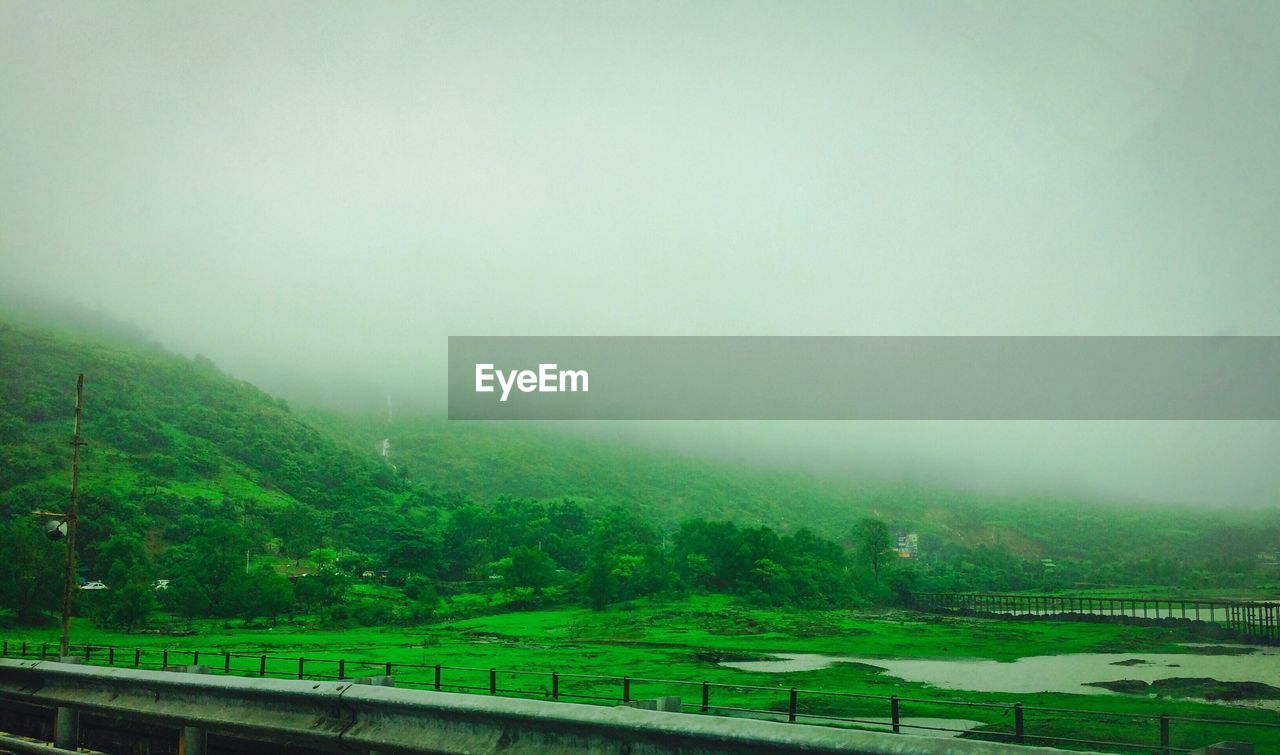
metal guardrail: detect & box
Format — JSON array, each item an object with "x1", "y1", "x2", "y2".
[
  {"x1": 2, "y1": 641, "x2": 1277, "y2": 753},
  {"x1": 0, "y1": 731, "x2": 90, "y2": 755},
  {"x1": 0, "y1": 659, "x2": 1096, "y2": 755},
  {"x1": 911, "y1": 593, "x2": 1280, "y2": 645}
]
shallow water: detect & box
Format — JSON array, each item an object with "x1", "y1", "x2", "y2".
[{"x1": 721, "y1": 646, "x2": 1280, "y2": 698}]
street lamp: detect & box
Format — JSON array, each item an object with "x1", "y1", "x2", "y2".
[
  {"x1": 44, "y1": 519, "x2": 68, "y2": 541},
  {"x1": 31, "y1": 374, "x2": 84, "y2": 658}
]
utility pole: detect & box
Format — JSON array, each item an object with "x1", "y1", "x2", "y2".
[{"x1": 61, "y1": 374, "x2": 85, "y2": 657}]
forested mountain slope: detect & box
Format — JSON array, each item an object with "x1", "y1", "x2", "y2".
[
  {"x1": 2, "y1": 316, "x2": 1274, "y2": 605},
  {"x1": 338, "y1": 414, "x2": 1278, "y2": 575},
  {"x1": 0, "y1": 320, "x2": 404, "y2": 571}
]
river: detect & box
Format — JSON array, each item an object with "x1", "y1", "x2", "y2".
[{"x1": 721, "y1": 645, "x2": 1280, "y2": 705}]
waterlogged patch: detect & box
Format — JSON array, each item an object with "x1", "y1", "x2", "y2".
[
  {"x1": 691, "y1": 650, "x2": 777, "y2": 664},
  {"x1": 1084, "y1": 679, "x2": 1154, "y2": 693},
  {"x1": 735, "y1": 651, "x2": 1280, "y2": 700},
  {"x1": 1175, "y1": 644, "x2": 1259, "y2": 655},
  {"x1": 1110, "y1": 658, "x2": 1152, "y2": 666},
  {"x1": 720, "y1": 653, "x2": 890, "y2": 674},
  {"x1": 1087, "y1": 677, "x2": 1280, "y2": 701}
]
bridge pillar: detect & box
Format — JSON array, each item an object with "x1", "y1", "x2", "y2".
[
  {"x1": 180, "y1": 665, "x2": 209, "y2": 755},
  {"x1": 354, "y1": 676, "x2": 395, "y2": 755},
  {"x1": 53, "y1": 657, "x2": 81, "y2": 750},
  {"x1": 355, "y1": 675, "x2": 395, "y2": 687},
  {"x1": 623, "y1": 696, "x2": 681, "y2": 712}
]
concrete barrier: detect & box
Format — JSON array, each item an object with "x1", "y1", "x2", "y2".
[
  {"x1": 0, "y1": 659, "x2": 1098, "y2": 754},
  {"x1": 0, "y1": 731, "x2": 89, "y2": 754}
]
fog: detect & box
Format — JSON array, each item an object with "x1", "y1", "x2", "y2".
[{"x1": 3, "y1": 2, "x2": 1279, "y2": 507}]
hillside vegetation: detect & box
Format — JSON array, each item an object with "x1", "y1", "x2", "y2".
[
  {"x1": 1, "y1": 317, "x2": 1276, "y2": 631},
  {"x1": 348, "y1": 415, "x2": 1279, "y2": 590},
  {"x1": 0, "y1": 319, "x2": 405, "y2": 624},
  {"x1": 0, "y1": 321, "x2": 403, "y2": 543}
]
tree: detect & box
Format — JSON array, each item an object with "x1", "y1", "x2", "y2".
[
  {"x1": 385, "y1": 526, "x2": 442, "y2": 579},
  {"x1": 0, "y1": 521, "x2": 63, "y2": 624},
  {"x1": 886, "y1": 563, "x2": 921, "y2": 605},
  {"x1": 163, "y1": 519, "x2": 250, "y2": 618},
  {"x1": 400, "y1": 576, "x2": 440, "y2": 624},
  {"x1": 673, "y1": 519, "x2": 740, "y2": 591},
  {"x1": 94, "y1": 532, "x2": 150, "y2": 578},
  {"x1": 98, "y1": 563, "x2": 156, "y2": 629},
  {"x1": 95, "y1": 533, "x2": 155, "y2": 629},
  {"x1": 854, "y1": 517, "x2": 894, "y2": 585},
  {"x1": 501, "y1": 546, "x2": 557, "y2": 593},
  {"x1": 227, "y1": 565, "x2": 294, "y2": 622},
  {"x1": 744, "y1": 557, "x2": 791, "y2": 605},
  {"x1": 294, "y1": 566, "x2": 350, "y2": 620},
  {"x1": 308, "y1": 547, "x2": 339, "y2": 571},
  {"x1": 275, "y1": 503, "x2": 325, "y2": 566}
]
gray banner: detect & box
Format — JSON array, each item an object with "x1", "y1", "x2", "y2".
[{"x1": 447, "y1": 336, "x2": 1280, "y2": 420}]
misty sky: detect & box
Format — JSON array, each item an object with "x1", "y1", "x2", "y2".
[{"x1": 2, "y1": 2, "x2": 1278, "y2": 507}]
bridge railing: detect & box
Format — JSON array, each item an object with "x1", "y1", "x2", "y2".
[
  {"x1": 910, "y1": 592, "x2": 1280, "y2": 645},
  {"x1": 0, "y1": 658, "x2": 1097, "y2": 755},
  {"x1": 3, "y1": 640, "x2": 1278, "y2": 753}
]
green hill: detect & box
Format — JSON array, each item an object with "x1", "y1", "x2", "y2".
[
  {"x1": 309, "y1": 411, "x2": 1279, "y2": 579},
  {"x1": 2, "y1": 316, "x2": 1275, "y2": 602},
  {"x1": 0, "y1": 320, "x2": 404, "y2": 572}
]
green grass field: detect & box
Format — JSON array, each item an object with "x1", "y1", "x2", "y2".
[{"x1": 5, "y1": 597, "x2": 1278, "y2": 752}]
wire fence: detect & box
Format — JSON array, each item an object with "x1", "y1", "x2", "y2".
[{"x1": 4, "y1": 640, "x2": 1278, "y2": 754}]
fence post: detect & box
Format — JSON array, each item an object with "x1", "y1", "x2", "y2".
[
  {"x1": 788, "y1": 688, "x2": 798, "y2": 723},
  {"x1": 1160, "y1": 714, "x2": 1170, "y2": 754},
  {"x1": 435, "y1": 664, "x2": 442, "y2": 691},
  {"x1": 298, "y1": 657, "x2": 305, "y2": 680},
  {"x1": 20, "y1": 641, "x2": 27, "y2": 656},
  {"x1": 891, "y1": 695, "x2": 900, "y2": 733},
  {"x1": 623, "y1": 676, "x2": 631, "y2": 703},
  {"x1": 1014, "y1": 703, "x2": 1024, "y2": 743},
  {"x1": 551, "y1": 671, "x2": 558, "y2": 700},
  {"x1": 701, "y1": 681, "x2": 709, "y2": 712},
  {"x1": 108, "y1": 647, "x2": 114, "y2": 666},
  {"x1": 489, "y1": 668, "x2": 497, "y2": 694},
  {"x1": 224, "y1": 652, "x2": 231, "y2": 674},
  {"x1": 134, "y1": 648, "x2": 141, "y2": 668},
  {"x1": 84, "y1": 645, "x2": 91, "y2": 663},
  {"x1": 259, "y1": 655, "x2": 267, "y2": 677},
  {"x1": 338, "y1": 659, "x2": 346, "y2": 680},
  {"x1": 162, "y1": 649, "x2": 169, "y2": 670},
  {"x1": 385, "y1": 661, "x2": 392, "y2": 677}
]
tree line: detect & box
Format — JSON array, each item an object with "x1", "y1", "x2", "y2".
[{"x1": 0, "y1": 495, "x2": 906, "y2": 628}]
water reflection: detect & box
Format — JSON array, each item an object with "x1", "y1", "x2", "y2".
[{"x1": 721, "y1": 647, "x2": 1280, "y2": 701}]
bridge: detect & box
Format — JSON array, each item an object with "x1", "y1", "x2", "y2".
[
  {"x1": 910, "y1": 593, "x2": 1280, "y2": 645},
  {"x1": 0, "y1": 644, "x2": 1273, "y2": 753},
  {"x1": 0, "y1": 658, "x2": 1106, "y2": 755}
]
